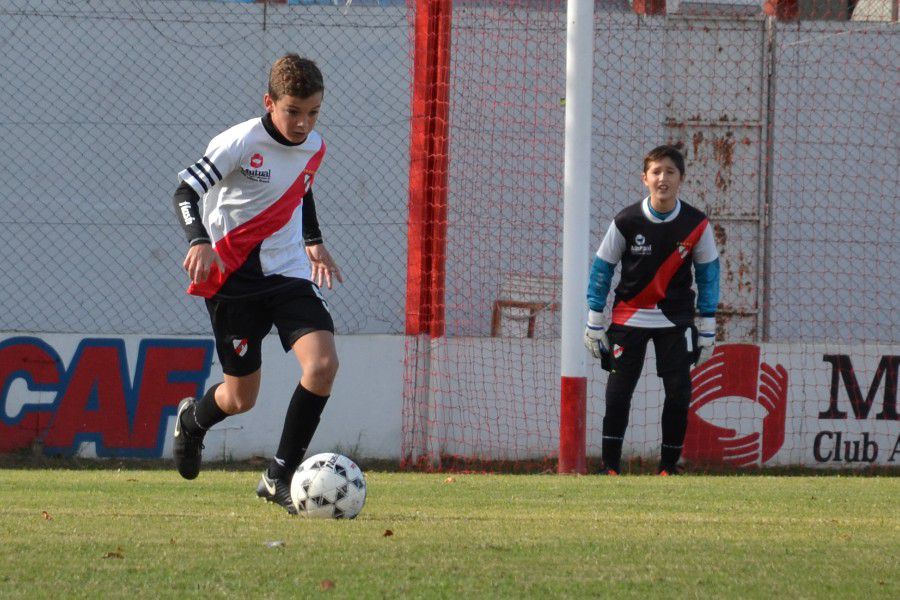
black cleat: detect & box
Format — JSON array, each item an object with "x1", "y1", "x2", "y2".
[
  {"x1": 173, "y1": 398, "x2": 204, "y2": 480},
  {"x1": 256, "y1": 471, "x2": 297, "y2": 515}
]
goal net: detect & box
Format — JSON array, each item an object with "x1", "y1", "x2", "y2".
[{"x1": 402, "y1": 0, "x2": 899, "y2": 471}]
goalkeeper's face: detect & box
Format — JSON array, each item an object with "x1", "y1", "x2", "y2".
[
  {"x1": 641, "y1": 157, "x2": 683, "y2": 207},
  {"x1": 264, "y1": 92, "x2": 323, "y2": 144}
]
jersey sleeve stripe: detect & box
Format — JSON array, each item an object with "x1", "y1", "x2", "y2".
[
  {"x1": 201, "y1": 156, "x2": 223, "y2": 181},
  {"x1": 194, "y1": 161, "x2": 217, "y2": 187},
  {"x1": 185, "y1": 166, "x2": 209, "y2": 193}
]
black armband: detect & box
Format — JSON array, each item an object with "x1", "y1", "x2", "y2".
[
  {"x1": 173, "y1": 181, "x2": 210, "y2": 245},
  {"x1": 302, "y1": 188, "x2": 324, "y2": 246}
]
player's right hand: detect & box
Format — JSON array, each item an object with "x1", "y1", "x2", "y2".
[
  {"x1": 583, "y1": 325, "x2": 610, "y2": 359},
  {"x1": 183, "y1": 243, "x2": 226, "y2": 284}
]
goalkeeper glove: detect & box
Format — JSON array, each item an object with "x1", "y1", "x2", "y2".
[
  {"x1": 695, "y1": 316, "x2": 716, "y2": 367},
  {"x1": 583, "y1": 325, "x2": 609, "y2": 360}
]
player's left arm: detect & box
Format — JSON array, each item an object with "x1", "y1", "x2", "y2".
[
  {"x1": 693, "y1": 221, "x2": 720, "y2": 365},
  {"x1": 302, "y1": 189, "x2": 343, "y2": 289},
  {"x1": 584, "y1": 220, "x2": 625, "y2": 361}
]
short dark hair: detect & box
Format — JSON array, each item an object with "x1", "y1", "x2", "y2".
[
  {"x1": 643, "y1": 145, "x2": 685, "y2": 178},
  {"x1": 268, "y1": 54, "x2": 324, "y2": 100}
]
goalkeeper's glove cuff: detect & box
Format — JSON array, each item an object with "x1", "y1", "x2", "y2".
[
  {"x1": 698, "y1": 316, "x2": 716, "y2": 336},
  {"x1": 587, "y1": 309, "x2": 605, "y2": 328}
]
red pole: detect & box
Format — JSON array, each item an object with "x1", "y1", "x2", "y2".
[
  {"x1": 406, "y1": 0, "x2": 451, "y2": 337},
  {"x1": 559, "y1": 376, "x2": 587, "y2": 473}
]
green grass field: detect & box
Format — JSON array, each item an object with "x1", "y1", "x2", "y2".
[{"x1": 0, "y1": 469, "x2": 897, "y2": 599}]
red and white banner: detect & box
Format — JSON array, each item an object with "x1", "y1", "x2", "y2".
[{"x1": 684, "y1": 343, "x2": 898, "y2": 468}]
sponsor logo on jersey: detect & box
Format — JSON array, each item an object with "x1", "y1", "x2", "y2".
[
  {"x1": 240, "y1": 166, "x2": 271, "y2": 183},
  {"x1": 232, "y1": 338, "x2": 248, "y2": 357},
  {"x1": 250, "y1": 153, "x2": 264, "y2": 169},
  {"x1": 631, "y1": 234, "x2": 652, "y2": 255}
]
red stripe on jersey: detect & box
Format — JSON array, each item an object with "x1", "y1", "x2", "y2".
[
  {"x1": 188, "y1": 142, "x2": 326, "y2": 298},
  {"x1": 611, "y1": 218, "x2": 708, "y2": 326}
]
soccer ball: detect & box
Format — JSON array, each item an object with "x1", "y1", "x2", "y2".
[{"x1": 290, "y1": 453, "x2": 366, "y2": 519}]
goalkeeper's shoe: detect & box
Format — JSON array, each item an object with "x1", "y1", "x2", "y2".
[
  {"x1": 173, "y1": 397, "x2": 205, "y2": 480},
  {"x1": 256, "y1": 471, "x2": 297, "y2": 515},
  {"x1": 658, "y1": 465, "x2": 683, "y2": 477}
]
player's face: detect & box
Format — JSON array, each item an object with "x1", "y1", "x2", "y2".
[
  {"x1": 642, "y1": 157, "x2": 683, "y2": 207},
  {"x1": 264, "y1": 92, "x2": 323, "y2": 144}
]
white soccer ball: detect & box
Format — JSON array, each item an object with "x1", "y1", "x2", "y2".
[{"x1": 290, "y1": 453, "x2": 366, "y2": 519}]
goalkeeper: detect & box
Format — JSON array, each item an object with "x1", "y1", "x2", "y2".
[{"x1": 583, "y1": 145, "x2": 720, "y2": 475}]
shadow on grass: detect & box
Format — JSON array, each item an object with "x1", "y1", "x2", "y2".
[
  {"x1": 0, "y1": 449, "x2": 401, "y2": 473},
  {"x1": 3, "y1": 449, "x2": 895, "y2": 476},
  {"x1": 400, "y1": 453, "x2": 899, "y2": 476}
]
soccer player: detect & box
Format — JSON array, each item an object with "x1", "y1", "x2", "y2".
[
  {"x1": 171, "y1": 54, "x2": 342, "y2": 514},
  {"x1": 583, "y1": 145, "x2": 720, "y2": 476}
]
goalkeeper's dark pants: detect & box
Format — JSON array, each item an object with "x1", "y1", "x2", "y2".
[{"x1": 601, "y1": 324, "x2": 696, "y2": 472}]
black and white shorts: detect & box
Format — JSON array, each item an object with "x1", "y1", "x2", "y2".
[
  {"x1": 606, "y1": 323, "x2": 697, "y2": 377},
  {"x1": 205, "y1": 281, "x2": 334, "y2": 377}
]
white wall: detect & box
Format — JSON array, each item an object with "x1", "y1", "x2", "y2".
[
  {"x1": 192, "y1": 335, "x2": 406, "y2": 461},
  {"x1": 3, "y1": 332, "x2": 896, "y2": 468}
]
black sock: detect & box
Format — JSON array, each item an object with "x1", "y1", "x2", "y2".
[
  {"x1": 267, "y1": 383, "x2": 329, "y2": 481},
  {"x1": 602, "y1": 369, "x2": 639, "y2": 473},
  {"x1": 660, "y1": 371, "x2": 691, "y2": 470},
  {"x1": 659, "y1": 444, "x2": 683, "y2": 471},
  {"x1": 181, "y1": 383, "x2": 227, "y2": 436},
  {"x1": 601, "y1": 436, "x2": 624, "y2": 473}
]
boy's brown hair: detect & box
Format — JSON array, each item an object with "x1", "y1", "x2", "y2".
[
  {"x1": 268, "y1": 54, "x2": 324, "y2": 100},
  {"x1": 643, "y1": 145, "x2": 685, "y2": 178}
]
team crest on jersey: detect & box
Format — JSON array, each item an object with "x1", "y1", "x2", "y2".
[
  {"x1": 612, "y1": 344, "x2": 624, "y2": 359},
  {"x1": 232, "y1": 338, "x2": 248, "y2": 357},
  {"x1": 301, "y1": 167, "x2": 318, "y2": 192},
  {"x1": 631, "y1": 234, "x2": 652, "y2": 256},
  {"x1": 677, "y1": 239, "x2": 694, "y2": 259}
]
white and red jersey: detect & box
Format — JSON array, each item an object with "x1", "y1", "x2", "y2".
[{"x1": 178, "y1": 115, "x2": 326, "y2": 299}]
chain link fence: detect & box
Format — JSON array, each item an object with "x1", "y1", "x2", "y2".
[{"x1": 0, "y1": 0, "x2": 410, "y2": 335}]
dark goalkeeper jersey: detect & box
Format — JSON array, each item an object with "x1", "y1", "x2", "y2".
[{"x1": 595, "y1": 198, "x2": 719, "y2": 328}]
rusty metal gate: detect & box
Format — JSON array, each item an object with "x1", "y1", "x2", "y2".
[{"x1": 662, "y1": 15, "x2": 772, "y2": 342}]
